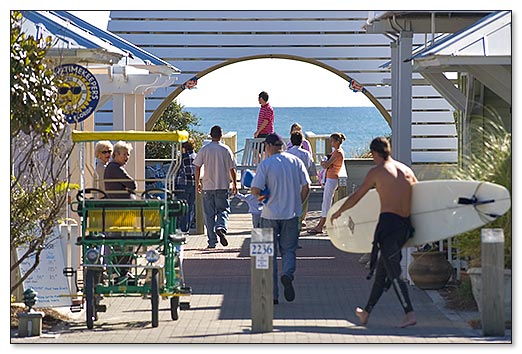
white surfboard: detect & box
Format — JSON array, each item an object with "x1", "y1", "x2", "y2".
[{"x1": 325, "y1": 180, "x2": 511, "y2": 253}]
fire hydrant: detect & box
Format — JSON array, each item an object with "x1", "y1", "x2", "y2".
[{"x1": 17, "y1": 288, "x2": 45, "y2": 337}]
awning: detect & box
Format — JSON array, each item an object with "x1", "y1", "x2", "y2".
[{"x1": 21, "y1": 11, "x2": 181, "y2": 76}]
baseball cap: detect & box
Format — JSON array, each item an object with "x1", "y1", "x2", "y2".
[{"x1": 263, "y1": 133, "x2": 284, "y2": 146}]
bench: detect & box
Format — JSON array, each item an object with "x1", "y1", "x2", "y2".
[{"x1": 237, "y1": 138, "x2": 265, "y2": 172}]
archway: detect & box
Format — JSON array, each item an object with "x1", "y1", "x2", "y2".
[
  {"x1": 108, "y1": 10, "x2": 460, "y2": 164},
  {"x1": 146, "y1": 54, "x2": 391, "y2": 131}
]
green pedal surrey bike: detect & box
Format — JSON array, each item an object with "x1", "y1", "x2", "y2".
[{"x1": 69, "y1": 130, "x2": 191, "y2": 329}]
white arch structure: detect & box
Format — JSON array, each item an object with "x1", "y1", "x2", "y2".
[{"x1": 106, "y1": 10, "x2": 491, "y2": 164}]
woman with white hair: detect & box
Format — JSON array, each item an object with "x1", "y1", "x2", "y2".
[
  {"x1": 104, "y1": 141, "x2": 137, "y2": 199},
  {"x1": 94, "y1": 140, "x2": 113, "y2": 192}
]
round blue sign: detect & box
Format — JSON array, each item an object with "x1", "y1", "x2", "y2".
[{"x1": 54, "y1": 64, "x2": 100, "y2": 124}]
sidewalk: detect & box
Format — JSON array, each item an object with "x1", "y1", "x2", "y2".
[{"x1": 11, "y1": 210, "x2": 511, "y2": 344}]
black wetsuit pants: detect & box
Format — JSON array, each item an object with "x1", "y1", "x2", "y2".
[{"x1": 364, "y1": 212, "x2": 414, "y2": 314}]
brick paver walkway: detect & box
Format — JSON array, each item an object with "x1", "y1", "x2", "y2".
[{"x1": 11, "y1": 194, "x2": 512, "y2": 344}]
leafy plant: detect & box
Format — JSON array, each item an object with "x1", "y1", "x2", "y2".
[
  {"x1": 10, "y1": 11, "x2": 65, "y2": 142},
  {"x1": 354, "y1": 133, "x2": 392, "y2": 158},
  {"x1": 452, "y1": 113, "x2": 511, "y2": 269},
  {"x1": 10, "y1": 10, "x2": 76, "y2": 294},
  {"x1": 145, "y1": 100, "x2": 205, "y2": 159}
]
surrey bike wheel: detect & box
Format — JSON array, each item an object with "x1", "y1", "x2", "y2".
[
  {"x1": 170, "y1": 296, "x2": 180, "y2": 321},
  {"x1": 85, "y1": 269, "x2": 97, "y2": 329},
  {"x1": 151, "y1": 268, "x2": 160, "y2": 327}
]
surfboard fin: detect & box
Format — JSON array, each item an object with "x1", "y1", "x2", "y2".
[
  {"x1": 458, "y1": 196, "x2": 495, "y2": 206},
  {"x1": 459, "y1": 196, "x2": 501, "y2": 220},
  {"x1": 483, "y1": 213, "x2": 501, "y2": 218},
  {"x1": 458, "y1": 196, "x2": 477, "y2": 205}
]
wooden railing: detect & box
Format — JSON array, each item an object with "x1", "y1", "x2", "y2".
[{"x1": 305, "y1": 131, "x2": 331, "y2": 164}]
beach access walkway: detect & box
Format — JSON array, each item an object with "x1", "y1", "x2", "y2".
[{"x1": 10, "y1": 194, "x2": 511, "y2": 344}]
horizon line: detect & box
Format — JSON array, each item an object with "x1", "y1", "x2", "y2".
[{"x1": 182, "y1": 106, "x2": 376, "y2": 108}]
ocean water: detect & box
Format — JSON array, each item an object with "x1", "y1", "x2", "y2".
[{"x1": 184, "y1": 107, "x2": 391, "y2": 159}]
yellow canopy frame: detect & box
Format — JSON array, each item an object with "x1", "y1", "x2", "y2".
[{"x1": 72, "y1": 130, "x2": 189, "y2": 143}]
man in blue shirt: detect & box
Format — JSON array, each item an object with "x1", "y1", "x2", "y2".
[{"x1": 251, "y1": 133, "x2": 310, "y2": 304}]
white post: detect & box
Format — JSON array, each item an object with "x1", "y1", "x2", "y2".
[
  {"x1": 396, "y1": 30, "x2": 413, "y2": 166},
  {"x1": 392, "y1": 32, "x2": 414, "y2": 282}
]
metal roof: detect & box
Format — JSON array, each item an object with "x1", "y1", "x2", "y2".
[
  {"x1": 376, "y1": 11, "x2": 508, "y2": 69},
  {"x1": 21, "y1": 11, "x2": 180, "y2": 75},
  {"x1": 408, "y1": 10, "x2": 511, "y2": 106},
  {"x1": 365, "y1": 11, "x2": 492, "y2": 34},
  {"x1": 22, "y1": 11, "x2": 127, "y2": 57},
  {"x1": 409, "y1": 10, "x2": 511, "y2": 60}
]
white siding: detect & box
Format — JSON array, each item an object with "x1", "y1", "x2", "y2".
[{"x1": 106, "y1": 10, "x2": 459, "y2": 163}]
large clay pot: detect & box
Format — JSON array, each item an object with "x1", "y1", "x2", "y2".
[{"x1": 408, "y1": 251, "x2": 453, "y2": 290}]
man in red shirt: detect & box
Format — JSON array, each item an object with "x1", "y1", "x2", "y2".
[{"x1": 254, "y1": 91, "x2": 274, "y2": 138}]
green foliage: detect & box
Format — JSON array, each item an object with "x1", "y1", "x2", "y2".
[
  {"x1": 10, "y1": 11, "x2": 76, "y2": 294},
  {"x1": 11, "y1": 180, "x2": 79, "y2": 248},
  {"x1": 10, "y1": 11, "x2": 66, "y2": 142},
  {"x1": 354, "y1": 133, "x2": 392, "y2": 158},
  {"x1": 146, "y1": 101, "x2": 206, "y2": 159},
  {"x1": 452, "y1": 114, "x2": 512, "y2": 268},
  {"x1": 457, "y1": 276, "x2": 474, "y2": 299},
  {"x1": 11, "y1": 179, "x2": 48, "y2": 247}
]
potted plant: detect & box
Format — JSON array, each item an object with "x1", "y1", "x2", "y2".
[{"x1": 408, "y1": 243, "x2": 453, "y2": 290}]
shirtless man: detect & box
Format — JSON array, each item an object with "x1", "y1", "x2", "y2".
[{"x1": 330, "y1": 137, "x2": 418, "y2": 328}]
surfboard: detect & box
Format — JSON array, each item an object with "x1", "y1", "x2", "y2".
[{"x1": 325, "y1": 180, "x2": 511, "y2": 254}]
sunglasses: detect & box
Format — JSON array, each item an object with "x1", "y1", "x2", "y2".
[
  {"x1": 58, "y1": 86, "x2": 82, "y2": 95},
  {"x1": 101, "y1": 150, "x2": 112, "y2": 154}
]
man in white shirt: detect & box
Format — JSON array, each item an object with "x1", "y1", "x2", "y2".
[
  {"x1": 251, "y1": 133, "x2": 310, "y2": 304},
  {"x1": 286, "y1": 131, "x2": 317, "y2": 229},
  {"x1": 286, "y1": 131, "x2": 317, "y2": 179},
  {"x1": 194, "y1": 126, "x2": 238, "y2": 248}
]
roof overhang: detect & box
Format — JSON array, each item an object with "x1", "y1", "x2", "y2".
[
  {"x1": 127, "y1": 64, "x2": 179, "y2": 77},
  {"x1": 407, "y1": 10, "x2": 512, "y2": 105},
  {"x1": 414, "y1": 55, "x2": 511, "y2": 105},
  {"x1": 413, "y1": 55, "x2": 511, "y2": 72},
  {"x1": 45, "y1": 48, "x2": 124, "y2": 65},
  {"x1": 365, "y1": 11, "x2": 493, "y2": 34},
  {"x1": 22, "y1": 10, "x2": 181, "y2": 76},
  {"x1": 52, "y1": 11, "x2": 181, "y2": 75}
]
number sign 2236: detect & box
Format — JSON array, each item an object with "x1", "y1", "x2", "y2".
[{"x1": 250, "y1": 243, "x2": 274, "y2": 256}]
